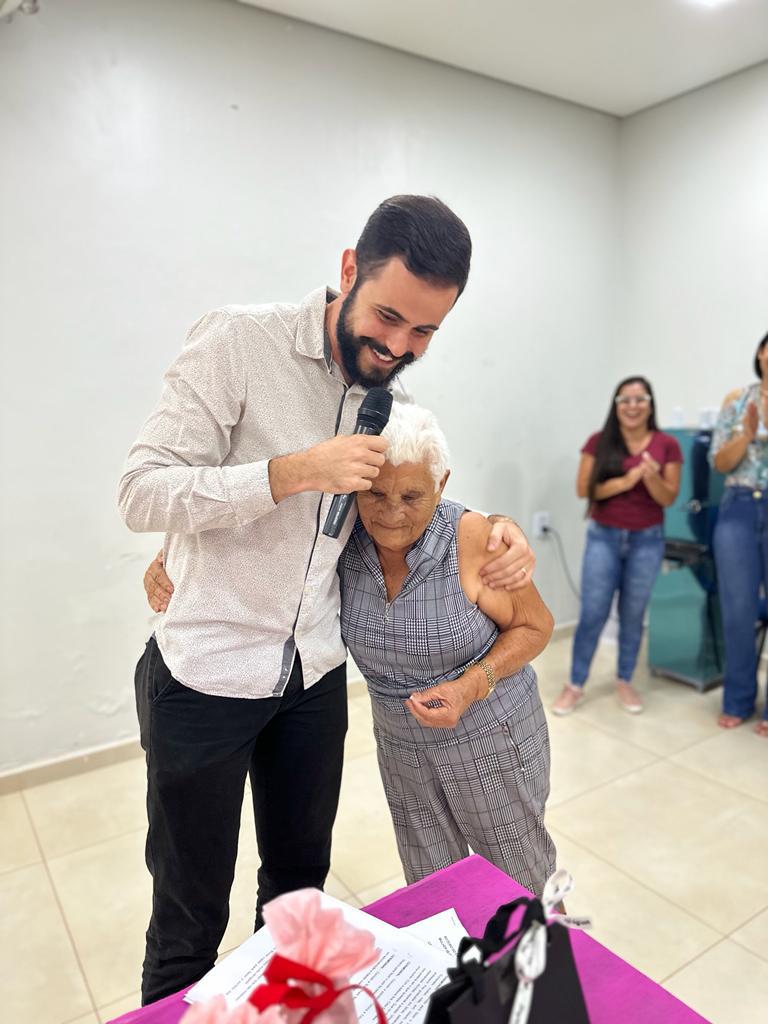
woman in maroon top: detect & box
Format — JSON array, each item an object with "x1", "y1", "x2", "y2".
[{"x1": 553, "y1": 377, "x2": 683, "y2": 715}]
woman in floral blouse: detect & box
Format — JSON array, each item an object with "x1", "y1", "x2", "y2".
[{"x1": 710, "y1": 330, "x2": 768, "y2": 737}]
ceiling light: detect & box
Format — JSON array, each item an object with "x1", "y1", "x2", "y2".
[{"x1": 689, "y1": 0, "x2": 736, "y2": 8}]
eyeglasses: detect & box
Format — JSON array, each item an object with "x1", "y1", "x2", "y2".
[{"x1": 615, "y1": 395, "x2": 651, "y2": 407}]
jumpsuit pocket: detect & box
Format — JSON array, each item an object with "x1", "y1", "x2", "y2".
[
  {"x1": 496, "y1": 708, "x2": 552, "y2": 812},
  {"x1": 498, "y1": 718, "x2": 549, "y2": 786}
]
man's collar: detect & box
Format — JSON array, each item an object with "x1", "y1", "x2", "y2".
[{"x1": 294, "y1": 286, "x2": 339, "y2": 364}]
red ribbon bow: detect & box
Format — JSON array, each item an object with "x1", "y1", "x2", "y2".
[{"x1": 248, "y1": 954, "x2": 387, "y2": 1024}]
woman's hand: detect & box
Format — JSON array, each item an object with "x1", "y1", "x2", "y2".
[
  {"x1": 406, "y1": 672, "x2": 484, "y2": 729},
  {"x1": 640, "y1": 457, "x2": 681, "y2": 507},
  {"x1": 640, "y1": 452, "x2": 661, "y2": 476},
  {"x1": 714, "y1": 391, "x2": 756, "y2": 473},
  {"x1": 743, "y1": 401, "x2": 759, "y2": 441},
  {"x1": 479, "y1": 517, "x2": 535, "y2": 591},
  {"x1": 144, "y1": 551, "x2": 174, "y2": 612},
  {"x1": 624, "y1": 463, "x2": 646, "y2": 488}
]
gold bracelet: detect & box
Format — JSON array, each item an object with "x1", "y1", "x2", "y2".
[{"x1": 478, "y1": 658, "x2": 497, "y2": 699}]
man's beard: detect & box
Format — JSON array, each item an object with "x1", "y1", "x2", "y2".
[{"x1": 336, "y1": 291, "x2": 415, "y2": 389}]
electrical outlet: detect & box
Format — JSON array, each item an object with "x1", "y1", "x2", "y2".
[{"x1": 532, "y1": 511, "x2": 551, "y2": 539}]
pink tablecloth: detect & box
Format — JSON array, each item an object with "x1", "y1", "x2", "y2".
[{"x1": 108, "y1": 854, "x2": 709, "y2": 1024}]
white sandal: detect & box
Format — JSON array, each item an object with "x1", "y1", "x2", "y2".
[
  {"x1": 617, "y1": 682, "x2": 643, "y2": 714},
  {"x1": 552, "y1": 684, "x2": 585, "y2": 716}
]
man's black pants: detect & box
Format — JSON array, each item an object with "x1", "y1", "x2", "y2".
[{"x1": 134, "y1": 637, "x2": 347, "y2": 1005}]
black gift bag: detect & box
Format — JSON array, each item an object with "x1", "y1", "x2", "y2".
[{"x1": 425, "y1": 895, "x2": 590, "y2": 1024}]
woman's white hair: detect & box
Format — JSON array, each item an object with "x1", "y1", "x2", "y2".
[{"x1": 381, "y1": 399, "x2": 450, "y2": 487}]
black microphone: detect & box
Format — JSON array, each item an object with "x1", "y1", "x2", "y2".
[{"x1": 322, "y1": 387, "x2": 393, "y2": 538}]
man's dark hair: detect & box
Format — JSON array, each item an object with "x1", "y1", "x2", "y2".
[
  {"x1": 753, "y1": 329, "x2": 768, "y2": 378},
  {"x1": 355, "y1": 195, "x2": 472, "y2": 297}
]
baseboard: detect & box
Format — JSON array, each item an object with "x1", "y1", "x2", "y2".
[
  {"x1": 0, "y1": 737, "x2": 144, "y2": 796},
  {"x1": 2, "y1": 623, "x2": 578, "y2": 794},
  {"x1": 1, "y1": 685, "x2": 373, "y2": 793},
  {"x1": 551, "y1": 619, "x2": 577, "y2": 640}
]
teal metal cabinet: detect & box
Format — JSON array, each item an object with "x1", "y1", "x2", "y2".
[{"x1": 647, "y1": 428, "x2": 725, "y2": 691}]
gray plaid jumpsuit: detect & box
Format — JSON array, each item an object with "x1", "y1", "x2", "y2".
[{"x1": 339, "y1": 499, "x2": 556, "y2": 896}]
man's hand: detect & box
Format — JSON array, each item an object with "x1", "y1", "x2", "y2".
[
  {"x1": 144, "y1": 551, "x2": 174, "y2": 612},
  {"x1": 479, "y1": 517, "x2": 535, "y2": 591},
  {"x1": 268, "y1": 435, "x2": 389, "y2": 503},
  {"x1": 406, "y1": 671, "x2": 485, "y2": 729}
]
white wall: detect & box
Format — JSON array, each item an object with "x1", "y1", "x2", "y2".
[
  {"x1": 618, "y1": 63, "x2": 768, "y2": 419},
  {"x1": 5, "y1": 3, "x2": 765, "y2": 773},
  {"x1": 0, "y1": 0, "x2": 620, "y2": 771}
]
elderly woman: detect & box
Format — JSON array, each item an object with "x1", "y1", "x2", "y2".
[
  {"x1": 710, "y1": 330, "x2": 768, "y2": 737},
  {"x1": 146, "y1": 402, "x2": 556, "y2": 894}
]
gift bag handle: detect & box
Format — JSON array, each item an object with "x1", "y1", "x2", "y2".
[
  {"x1": 457, "y1": 897, "x2": 545, "y2": 964},
  {"x1": 485, "y1": 898, "x2": 544, "y2": 948},
  {"x1": 448, "y1": 895, "x2": 545, "y2": 1006}
]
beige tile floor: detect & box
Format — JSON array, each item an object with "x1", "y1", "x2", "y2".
[{"x1": 2, "y1": 636, "x2": 766, "y2": 1024}]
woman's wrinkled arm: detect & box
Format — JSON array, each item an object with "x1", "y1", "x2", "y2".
[
  {"x1": 144, "y1": 551, "x2": 174, "y2": 612},
  {"x1": 407, "y1": 514, "x2": 554, "y2": 729}
]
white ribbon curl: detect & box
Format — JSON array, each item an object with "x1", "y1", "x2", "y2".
[{"x1": 508, "y1": 870, "x2": 592, "y2": 1024}]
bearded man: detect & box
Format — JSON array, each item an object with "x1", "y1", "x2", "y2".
[{"x1": 119, "y1": 195, "x2": 535, "y2": 1004}]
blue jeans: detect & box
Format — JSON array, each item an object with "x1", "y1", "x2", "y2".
[
  {"x1": 571, "y1": 522, "x2": 665, "y2": 686},
  {"x1": 713, "y1": 487, "x2": 768, "y2": 721}
]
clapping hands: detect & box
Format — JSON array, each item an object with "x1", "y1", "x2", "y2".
[
  {"x1": 743, "y1": 401, "x2": 759, "y2": 442},
  {"x1": 625, "y1": 451, "x2": 660, "y2": 489},
  {"x1": 639, "y1": 451, "x2": 661, "y2": 476}
]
